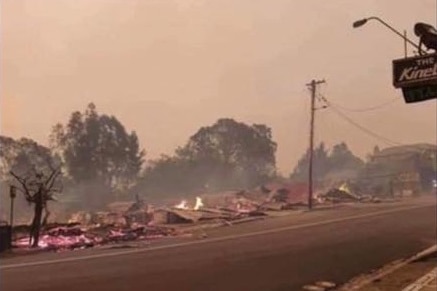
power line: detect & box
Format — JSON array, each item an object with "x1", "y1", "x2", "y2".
[
  {"x1": 330, "y1": 106, "x2": 402, "y2": 146},
  {"x1": 318, "y1": 94, "x2": 404, "y2": 147},
  {"x1": 316, "y1": 94, "x2": 435, "y2": 157},
  {"x1": 325, "y1": 97, "x2": 399, "y2": 113}
]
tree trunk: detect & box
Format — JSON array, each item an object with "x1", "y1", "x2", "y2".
[
  {"x1": 30, "y1": 191, "x2": 44, "y2": 248},
  {"x1": 42, "y1": 205, "x2": 50, "y2": 227}
]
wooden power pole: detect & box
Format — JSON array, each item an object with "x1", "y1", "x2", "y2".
[{"x1": 306, "y1": 79, "x2": 325, "y2": 210}]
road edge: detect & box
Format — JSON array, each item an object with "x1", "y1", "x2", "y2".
[{"x1": 337, "y1": 244, "x2": 437, "y2": 290}]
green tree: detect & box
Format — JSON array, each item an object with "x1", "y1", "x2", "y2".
[
  {"x1": 290, "y1": 142, "x2": 329, "y2": 182},
  {"x1": 50, "y1": 103, "x2": 145, "y2": 208},
  {"x1": 177, "y1": 118, "x2": 277, "y2": 190},
  {"x1": 329, "y1": 142, "x2": 364, "y2": 171},
  {"x1": 324, "y1": 142, "x2": 364, "y2": 183},
  {"x1": 0, "y1": 136, "x2": 61, "y2": 223},
  {"x1": 0, "y1": 136, "x2": 58, "y2": 177},
  {"x1": 290, "y1": 142, "x2": 364, "y2": 183},
  {"x1": 137, "y1": 118, "x2": 277, "y2": 198},
  {"x1": 136, "y1": 155, "x2": 199, "y2": 200},
  {"x1": 11, "y1": 167, "x2": 62, "y2": 247}
]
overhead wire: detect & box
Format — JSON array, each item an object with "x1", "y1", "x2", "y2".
[
  {"x1": 317, "y1": 81, "x2": 400, "y2": 113},
  {"x1": 326, "y1": 97, "x2": 399, "y2": 112},
  {"x1": 317, "y1": 94, "x2": 404, "y2": 147}
]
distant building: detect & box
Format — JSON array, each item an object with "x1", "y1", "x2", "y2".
[{"x1": 363, "y1": 143, "x2": 436, "y2": 196}]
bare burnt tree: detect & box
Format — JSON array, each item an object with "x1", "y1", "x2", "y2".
[{"x1": 10, "y1": 166, "x2": 62, "y2": 248}]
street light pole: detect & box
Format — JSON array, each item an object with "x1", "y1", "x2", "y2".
[
  {"x1": 353, "y1": 16, "x2": 422, "y2": 54},
  {"x1": 404, "y1": 30, "x2": 408, "y2": 57}
]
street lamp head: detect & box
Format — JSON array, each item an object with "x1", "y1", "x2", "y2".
[
  {"x1": 352, "y1": 16, "x2": 421, "y2": 50},
  {"x1": 353, "y1": 18, "x2": 368, "y2": 28}
]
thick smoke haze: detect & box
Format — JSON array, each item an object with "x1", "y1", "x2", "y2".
[{"x1": 1, "y1": 0, "x2": 436, "y2": 174}]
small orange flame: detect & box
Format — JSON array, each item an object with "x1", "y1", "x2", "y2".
[
  {"x1": 175, "y1": 200, "x2": 189, "y2": 209},
  {"x1": 194, "y1": 197, "x2": 204, "y2": 210}
]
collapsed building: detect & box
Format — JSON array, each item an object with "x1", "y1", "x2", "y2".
[{"x1": 11, "y1": 179, "x2": 386, "y2": 252}]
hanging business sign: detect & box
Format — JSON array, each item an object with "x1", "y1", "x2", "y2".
[
  {"x1": 393, "y1": 53, "x2": 437, "y2": 88},
  {"x1": 392, "y1": 53, "x2": 437, "y2": 102},
  {"x1": 402, "y1": 83, "x2": 437, "y2": 103}
]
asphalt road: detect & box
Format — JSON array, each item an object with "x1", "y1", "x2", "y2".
[{"x1": 1, "y1": 201, "x2": 436, "y2": 291}]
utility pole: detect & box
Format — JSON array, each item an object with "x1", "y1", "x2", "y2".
[{"x1": 306, "y1": 79, "x2": 325, "y2": 210}]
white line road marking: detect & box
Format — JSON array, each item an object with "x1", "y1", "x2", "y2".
[
  {"x1": 0, "y1": 204, "x2": 433, "y2": 270},
  {"x1": 402, "y1": 267, "x2": 437, "y2": 291}
]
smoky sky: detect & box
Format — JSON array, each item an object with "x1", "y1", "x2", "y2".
[{"x1": 1, "y1": 0, "x2": 436, "y2": 174}]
